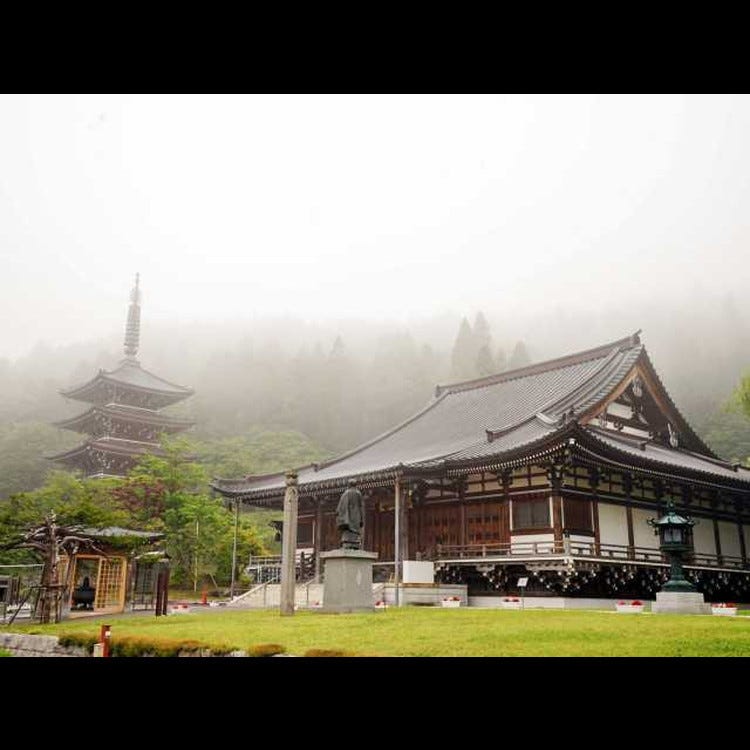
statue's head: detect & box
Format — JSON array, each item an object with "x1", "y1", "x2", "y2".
[{"x1": 348, "y1": 478, "x2": 357, "y2": 487}]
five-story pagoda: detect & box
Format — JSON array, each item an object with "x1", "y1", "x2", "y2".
[{"x1": 50, "y1": 275, "x2": 195, "y2": 477}]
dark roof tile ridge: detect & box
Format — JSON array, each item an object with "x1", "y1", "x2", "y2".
[
  {"x1": 536, "y1": 346, "x2": 633, "y2": 417},
  {"x1": 435, "y1": 332, "x2": 641, "y2": 396},
  {"x1": 106, "y1": 361, "x2": 194, "y2": 393},
  {"x1": 312, "y1": 391, "x2": 452, "y2": 472},
  {"x1": 579, "y1": 429, "x2": 750, "y2": 485},
  {"x1": 586, "y1": 425, "x2": 731, "y2": 467}
]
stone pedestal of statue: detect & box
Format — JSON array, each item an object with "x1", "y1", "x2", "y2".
[
  {"x1": 320, "y1": 549, "x2": 378, "y2": 613},
  {"x1": 651, "y1": 590, "x2": 711, "y2": 615}
]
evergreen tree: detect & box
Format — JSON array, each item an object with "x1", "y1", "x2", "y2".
[
  {"x1": 473, "y1": 312, "x2": 491, "y2": 352},
  {"x1": 495, "y1": 346, "x2": 507, "y2": 372},
  {"x1": 473, "y1": 312, "x2": 494, "y2": 376},
  {"x1": 475, "y1": 346, "x2": 495, "y2": 377},
  {"x1": 508, "y1": 341, "x2": 531, "y2": 370},
  {"x1": 450, "y1": 317, "x2": 476, "y2": 380}
]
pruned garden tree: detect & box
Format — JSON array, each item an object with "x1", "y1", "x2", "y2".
[{"x1": 1, "y1": 512, "x2": 106, "y2": 623}]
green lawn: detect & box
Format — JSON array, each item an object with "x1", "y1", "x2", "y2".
[{"x1": 9, "y1": 607, "x2": 750, "y2": 656}]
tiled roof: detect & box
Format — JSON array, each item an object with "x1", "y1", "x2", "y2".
[
  {"x1": 81, "y1": 526, "x2": 164, "y2": 540},
  {"x1": 48, "y1": 437, "x2": 165, "y2": 463},
  {"x1": 61, "y1": 360, "x2": 193, "y2": 404},
  {"x1": 213, "y1": 333, "x2": 686, "y2": 498},
  {"x1": 584, "y1": 427, "x2": 750, "y2": 485},
  {"x1": 54, "y1": 404, "x2": 194, "y2": 432}
]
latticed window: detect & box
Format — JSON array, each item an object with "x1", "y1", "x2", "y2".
[
  {"x1": 563, "y1": 497, "x2": 593, "y2": 532},
  {"x1": 94, "y1": 558, "x2": 125, "y2": 610},
  {"x1": 512, "y1": 498, "x2": 550, "y2": 530}
]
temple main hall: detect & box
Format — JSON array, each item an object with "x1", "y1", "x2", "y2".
[{"x1": 213, "y1": 332, "x2": 750, "y2": 601}]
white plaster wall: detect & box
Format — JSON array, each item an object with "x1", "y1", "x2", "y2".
[
  {"x1": 718, "y1": 521, "x2": 742, "y2": 559},
  {"x1": 632, "y1": 507, "x2": 660, "y2": 549},
  {"x1": 402, "y1": 561, "x2": 434, "y2": 583},
  {"x1": 598, "y1": 503, "x2": 629, "y2": 546},
  {"x1": 510, "y1": 533, "x2": 554, "y2": 553},
  {"x1": 692, "y1": 517, "x2": 716, "y2": 556}
]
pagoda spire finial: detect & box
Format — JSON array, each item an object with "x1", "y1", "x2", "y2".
[{"x1": 123, "y1": 273, "x2": 141, "y2": 361}]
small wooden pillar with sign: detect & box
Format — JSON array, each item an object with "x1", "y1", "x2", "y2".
[{"x1": 280, "y1": 471, "x2": 299, "y2": 617}]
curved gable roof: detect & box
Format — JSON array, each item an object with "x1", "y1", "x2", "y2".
[
  {"x1": 61, "y1": 360, "x2": 194, "y2": 405},
  {"x1": 213, "y1": 332, "x2": 675, "y2": 498}
]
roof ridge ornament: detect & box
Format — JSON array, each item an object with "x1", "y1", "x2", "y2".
[{"x1": 123, "y1": 273, "x2": 141, "y2": 362}]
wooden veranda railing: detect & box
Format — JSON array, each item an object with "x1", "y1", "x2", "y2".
[{"x1": 434, "y1": 540, "x2": 747, "y2": 570}]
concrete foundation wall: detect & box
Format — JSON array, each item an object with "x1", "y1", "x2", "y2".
[
  {"x1": 0, "y1": 633, "x2": 88, "y2": 658},
  {"x1": 468, "y1": 596, "x2": 651, "y2": 610},
  {"x1": 381, "y1": 583, "x2": 467, "y2": 606}
]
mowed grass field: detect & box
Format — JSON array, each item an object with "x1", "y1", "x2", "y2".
[{"x1": 11, "y1": 607, "x2": 750, "y2": 656}]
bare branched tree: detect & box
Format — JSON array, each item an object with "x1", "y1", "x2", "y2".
[{"x1": 2, "y1": 512, "x2": 107, "y2": 623}]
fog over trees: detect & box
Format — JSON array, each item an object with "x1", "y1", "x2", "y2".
[
  {"x1": 1, "y1": 294, "x2": 749, "y2": 500},
  {"x1": 3, "y1": 95, "x2": 750, "y2": 504}
]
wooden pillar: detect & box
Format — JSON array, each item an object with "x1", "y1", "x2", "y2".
[
  {"x1": 738, "y1": 521, "x2": 747, "y2": 567},
  {"x1": 373, "y1": 499, "x2": 381, "y2": 558},
  {"x1": 280, "y1": 471, "x2": 299, "y2": 617},
  {"x1": 626, "y1": 504, "x2": 635, "y2": 558},
  {"x1": 400, "y1": 486, "x2": 409, "y2": 562},
  {"x1": 552, "y1": 495, "x2": 563, "y2": 550},
  {"x1": 550, "y1": 466, "x2": 563, "y2": 551},
  {"x1": 314, "y1": 497, "x2": 323, "y2": 583},
  {"x1": 458, "y1": 480, "x2": 466, "y2": 547},
  {"x1": 118, "y1": 555, "x2": 128, "y2": 613},
  {"x1": 413, "y1": 497, "x2": 422, "y2": 558},
  {"x1": 394, "y1": 478, "x2": 401, "y2": 607},
  {"x1": 713, "y1": 519, "x2": 723, "y2": 566},
  {"x1": 500, "y1": 471, "x2": 511, "y2": 546},
  {"x1": 592, "y1": 497, "x2": 601, "y2": 555}
]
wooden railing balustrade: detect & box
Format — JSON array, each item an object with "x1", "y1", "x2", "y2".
[{"x1": 434, "y1": 540, "x2": 747, "y2": 569}]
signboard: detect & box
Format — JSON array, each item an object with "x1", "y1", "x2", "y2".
[{"x1": 517, "y1": 576, "x2": 529, "y2": 588}]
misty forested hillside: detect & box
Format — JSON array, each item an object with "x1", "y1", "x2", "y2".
[{"x1": 1, "y1": 297, "x2": 749, "y2": 500}]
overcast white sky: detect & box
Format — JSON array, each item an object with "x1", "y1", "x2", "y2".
[{"x1": 1, "y1": 94, "x2": 749, "y2": 359}]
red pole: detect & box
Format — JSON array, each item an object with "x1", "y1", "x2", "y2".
[{"x1": 100, "y1": 624, "x2": 111, "y2": 658}]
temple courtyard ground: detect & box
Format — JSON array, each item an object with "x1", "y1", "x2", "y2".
[{"x1": 8, "y1": 606, "x2": 750, "y2": 656}]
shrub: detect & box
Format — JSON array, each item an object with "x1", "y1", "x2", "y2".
[
  {"x1": 303, "y1": 648, "x2": 353, "y2": 657},
  {"x1": 246, "y1": 643, "x2": 286, "y2": 657},
  {"x1": 0, "y1": 648, "x2": 11, "y2": 657},
  {"x1": 56, "y1": 631, "x2": 238, "y2": 657},
  {"x1": 58, "y1": 633, "x2": 98, "y2": 654}
]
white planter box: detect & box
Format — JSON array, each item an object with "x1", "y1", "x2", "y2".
[
  {"x1": 616, "y1": 604, "x2": 644, "y2": 613},
  {"x1": 441, "y1": 599, "x2": 461, "y2": 608},
  {"x1": 501, "y1": 600, "x2": 522, "y2": 610},
  {"x1": 711, "y1": 607, "x2": 738, "y2": 616}
]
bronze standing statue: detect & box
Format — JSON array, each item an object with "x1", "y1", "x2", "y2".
[{"x1": 336, "y1": 479, "x2": 364, "y2": 549}]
